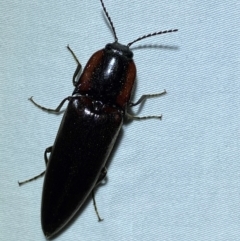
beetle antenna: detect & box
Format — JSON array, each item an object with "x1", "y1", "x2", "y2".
[
  {"x1": 127, "y1": 29, "x2": 178, "y2": 47},
  {"x1": 100, "y1": 0, "x2": 118, "y2": 42}
]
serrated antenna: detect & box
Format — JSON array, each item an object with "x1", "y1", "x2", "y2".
[
  {"x1": 127, "y1": 29, "x2": 178, "y2": 47},
  {"x1": 100, "y1": 0, "x2": 118, "y2": 42}
]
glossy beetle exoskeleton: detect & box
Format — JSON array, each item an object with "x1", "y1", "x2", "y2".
[{"x1": 19, "y1": 0, "x2": 178, "y2": 239}]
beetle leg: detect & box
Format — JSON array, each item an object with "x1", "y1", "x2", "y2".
[
  {"x1": 29, "y1": 96, "x2": 72, "y2": 113},
  {"x1": 129, "y1": 89, "x2": 166, "y2": 107},
  {"x1": 67, "y1": 45, "x2": 82, "y2": 86},
  {"x1": 18, "y1": 171, "x2": 45, "y2": 186},
  {"x1": 18, "y1": 146, "x2": 53, "y2": 186},
  {"x1": 91, "y1": 190, "x2": 104, "y2": 222},
  {"x1": 90, "y1": 167, "x2": 107, "y2": 222},
  {"x1": 96, "y1": 167, "x2": 107, "y2": 185},
  {"x1": 127, "y1": 89, "x2": 166, "y2": 120},
  {"x1": 44, "y1": 146, "x2": 52, "y2": 165}
]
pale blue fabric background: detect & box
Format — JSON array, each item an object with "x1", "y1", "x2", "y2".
[{"x1": 1, "y1": 1, "x2": 240, "y2": 240}]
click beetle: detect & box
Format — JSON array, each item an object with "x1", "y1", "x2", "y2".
[{"x1": 19, "y1": 0, "x2": 178, "y2": 239}]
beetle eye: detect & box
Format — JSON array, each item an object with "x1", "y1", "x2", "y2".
[
  {"x1": 105, "y1": 44, "x2": 112, "y2": 50},
  {"x1": 126, "y1": 51, "x2": 133, "y2": 59}
]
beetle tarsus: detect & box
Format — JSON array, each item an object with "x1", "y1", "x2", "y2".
[
  {"x1": 18, "y1": 147, "x2": 52, "y2": 186},
  {"x1": 127, "y1": 90, "x2": 166, "y2": 120},
  {"x1": 91, "y1": 167, "x2": 107, "y2": 221},
  {"x1": 92, "y1": 190, "x2": 104, "y2": 222},
  {"x1": 129, "y1": 89, "x2": 167, "y2": 107},
  {"x1": 18, "y1": 171, "x2": 46, "y2": 186},
  {"x1": 29, "y1": 96, "x2": 71, "y2": 113}
]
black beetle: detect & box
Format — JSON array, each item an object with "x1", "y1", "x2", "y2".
[{"x1": 19, "y1": 0, "x2": 178, "y2": 239}]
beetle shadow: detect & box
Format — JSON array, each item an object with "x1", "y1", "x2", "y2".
[
  {"x1": 130, "y1": 44, "x2": 179, "y2": 51},
  {"x1": 50, "y1": 130, "x2": 124, "y2": 240}
]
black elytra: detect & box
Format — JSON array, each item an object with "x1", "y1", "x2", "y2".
[{"x1": 19, "y1": 0, "x2": 178, "y2": 239}]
